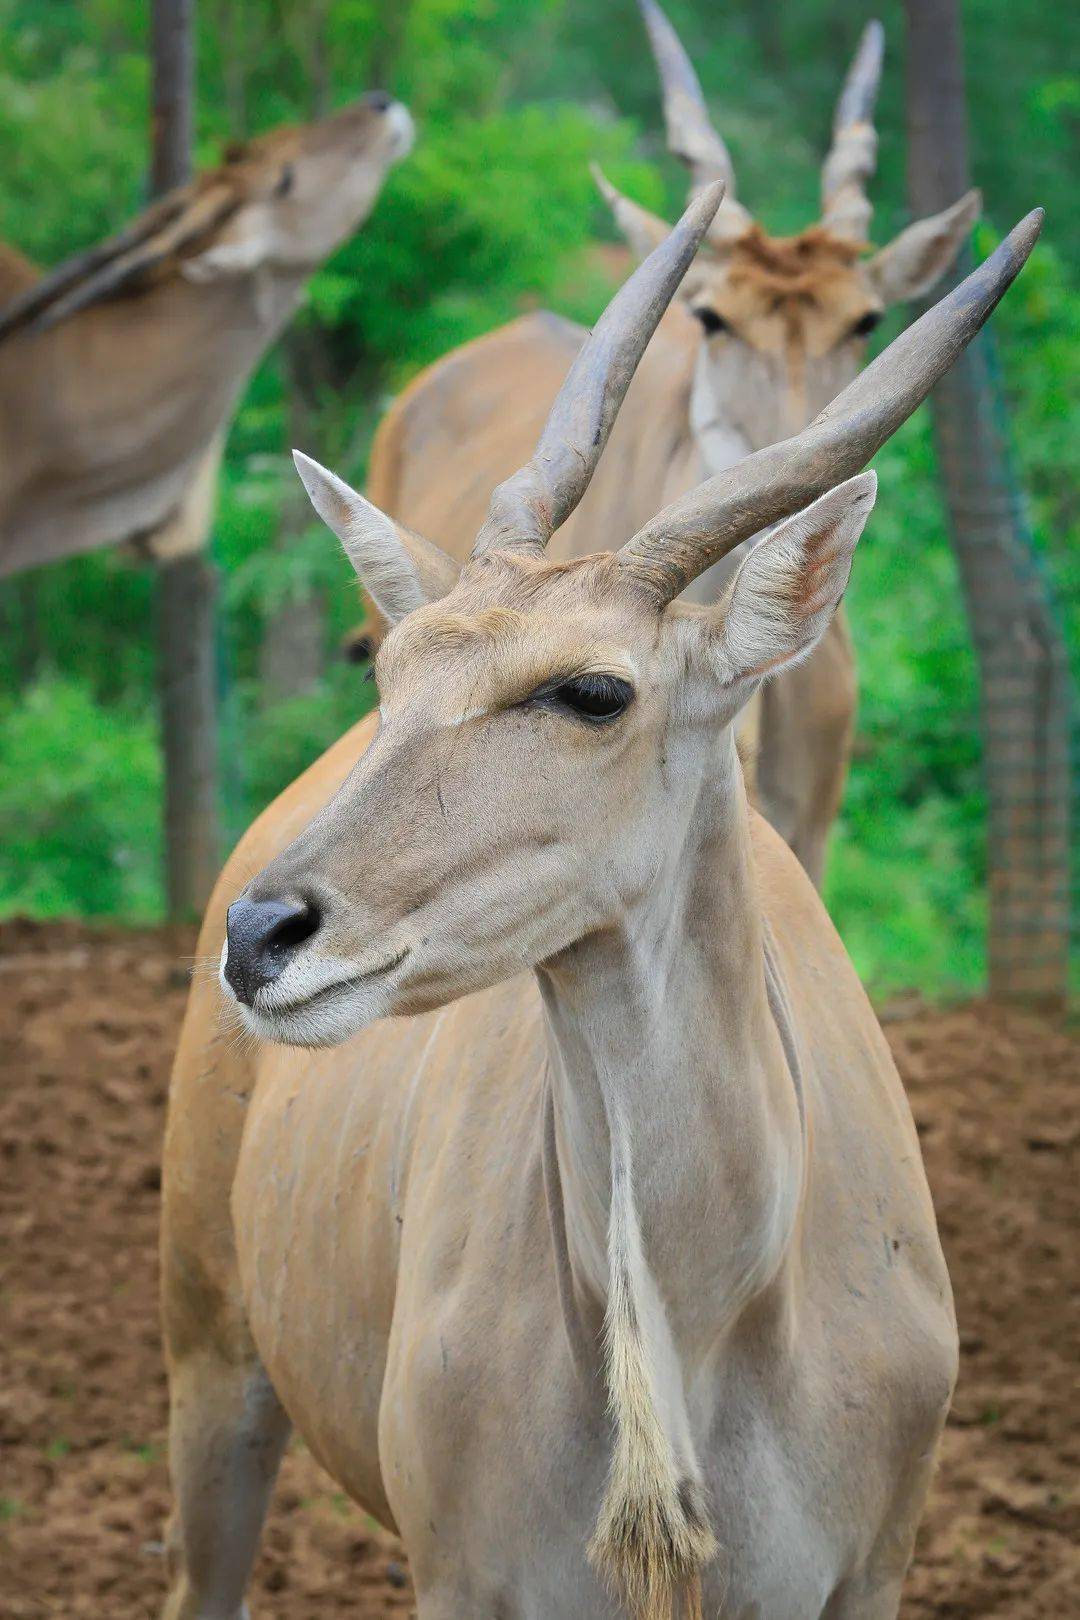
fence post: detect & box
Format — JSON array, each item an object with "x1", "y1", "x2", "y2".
[{"x1": 904, "y1": 0, "x2": 1072, "y2": 1006}]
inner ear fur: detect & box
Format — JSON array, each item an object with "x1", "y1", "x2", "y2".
[
  {"x1": 591, "y1": 162, "x2": 674, "y2": 265},
  {"x1": 709, "y1": 472, "x2": 878, "y2": 685},
  {"x1": 292, "y1": 449, "x2": 460, "y2": 626},
  {"x1": 867, "y1": 189, "x2": 982, "y2": 304}
]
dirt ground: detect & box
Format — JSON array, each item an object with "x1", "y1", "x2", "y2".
[{"x1": 1, "y1": 919, "x2": 1076, "y2": 1618}]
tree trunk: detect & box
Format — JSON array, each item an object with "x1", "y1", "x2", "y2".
[
  {"x1": 905, "y1": 0, "x2": 1072, "y2": 1006},
  {"x1": 151, "y1": 0, "x2": 221, "y2": 919},
  {"x1": 368, "y1": 0, "x2": 414, "y2": 93},
  {"x1": 157, "y1": 552, "x2": 221, "y2": 919},
  {"x1": 256, "y1": 10, "x2": 332, "y2": 708},
  {"x1": 749, "y1": 0, "x2": 785, "y2": 72}
]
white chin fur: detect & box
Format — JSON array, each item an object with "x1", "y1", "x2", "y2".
[{"x1": 239, "y1": 978, "x2": 393, "y2": 1048}]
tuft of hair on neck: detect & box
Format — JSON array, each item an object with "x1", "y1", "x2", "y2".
[{"x1": 587, "y1": 1144, "x2": 717, "y2": 1619}]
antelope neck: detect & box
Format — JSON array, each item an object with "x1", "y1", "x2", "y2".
[{"x1": 536, "y1": 731, "x2": 806, "y2": 1364}]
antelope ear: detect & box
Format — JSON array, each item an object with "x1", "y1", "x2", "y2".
[
  {"x1": 710, "y1": 473, "x2": 877, "y2": 685},
  {"x1": 292, "y1": 451, "x2": 460, "y2": 625},
  {"x1": 867, "y1": 189, "x2": 982, "y2": 304},
  {"x1": 182, "y1": 206, "x2": 278, "y2": 282},
  {"x1": 590, "y1": 162, "x2": 674, "y2": 264}
]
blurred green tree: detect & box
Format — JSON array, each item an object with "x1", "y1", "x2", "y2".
[{"x1": 0, "y1": 0, "x2": 1074, "y2": 997}]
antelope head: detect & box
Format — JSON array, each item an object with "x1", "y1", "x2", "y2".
[
  {"x1": 592, "y1": 1, "x2": 981, "y2": 461},
  {"x1": 183, "y1": 92, "x2": 415, "y2": 282},
  {"x1": 220, "y1": 191, "x2": 1041, "y2": 1048},
  {"x1": 0, "y1": 91, "x2": 414, "y2": 337}
]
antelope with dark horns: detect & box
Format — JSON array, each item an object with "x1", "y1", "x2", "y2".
[
  {"x1": 161, "y1": 187, "x2": 1041, "y2": 1619},
  {"x1": 348, "y1": 3, "x2": 980, "y2": 886}
]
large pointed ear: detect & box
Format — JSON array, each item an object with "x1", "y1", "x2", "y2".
[
  {"x1": 590, "y1": 162, "x2": 717, "y2": 308},
  {"x1": 867, "y1": 189, "x2": 981, "y2": 304},
  {"x1": 590, "y1": 162, "x2": 676, "y2": 264},
  {"x1": 709, "y1": 473, "x2": 876, "y2": 686},
  {"x1": 292, "y1": 451, "x2": 460, "y2": 626}
]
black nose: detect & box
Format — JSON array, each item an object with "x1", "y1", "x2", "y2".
[
  {"x1": 363, "y1": 89, "x2": 394, "y2": 113},
  {"x1": 224, "y1": 897, "x2": 321, "y2": 1007}
]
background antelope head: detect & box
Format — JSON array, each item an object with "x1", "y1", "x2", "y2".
[
  {"x1": 219, "y1": 190, "x2": 1039, "y2": 1051},
  {"x1": 182, "y1": 93, "x2": 416, "y2": 284},
  {"x1": 0, "y1": 91, "x2": 414, "y2": 576},
  {"x1": 0, "y1": 91, "x2": 414, "y2": 340},
  {"x1": 592, "y1": 1, "x2": 980, "y2": 465}
]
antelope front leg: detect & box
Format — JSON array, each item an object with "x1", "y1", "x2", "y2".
[
  {"x1": 159, "y1": 950, "x2": 290, "y2": 1619},
  {"x1": 162, "y1": 1349, "x2": 290, "y2": 1620}
]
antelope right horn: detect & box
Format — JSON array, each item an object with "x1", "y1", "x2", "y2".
[{"x1": 472, "y1": 180, "x2": 724, "y2": 557}]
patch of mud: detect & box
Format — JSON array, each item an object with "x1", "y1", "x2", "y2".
[{"x1": 1, "y1": 922, "x2": 1075, "y2": 1616}]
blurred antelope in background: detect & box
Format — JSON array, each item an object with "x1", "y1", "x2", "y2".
[
  {"x1": 350, "y1": 2, "x2": 979, "y2": 886},
  {"x1": 160, "y1": 178, "x2": 1040, "y2": 1618},
  {"x1": 0, "y1": 91, "x2": 413, "y2": 577}
]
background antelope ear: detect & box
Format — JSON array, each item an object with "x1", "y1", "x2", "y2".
[
  {"x1": 867, "y1": 189, "x2": 982, "y2": 304},
  {"x1": 590, "y1": 162, "x2": 674, "y2": 263},
  {"x1": 181, "y1": 206, "x2": 278, "y2": 282},
  {"x1": 292, "y1": 451, "x2": 460, "y2": 626},
  {"x1": 710, "y1": 472, "x2": 877, "y2": 685}
]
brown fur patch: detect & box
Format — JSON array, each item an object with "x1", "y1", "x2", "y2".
[
  {"x1": 728, "y1": 224, "x2": 865, "y2": 298},
  {"x1": 701, "y1": 223, "x2": 879, "y2": 361}
]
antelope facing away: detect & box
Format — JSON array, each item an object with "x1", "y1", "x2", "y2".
[
  {"x1": 348, "y1": 2, "x2": 979, "y2": 887},
  {"x1": 0, "y1": 91, "x2": 413, "y2": 578},
  {"x1": 160, "y1": 185, "x2": 1040, "y2": 1619}
]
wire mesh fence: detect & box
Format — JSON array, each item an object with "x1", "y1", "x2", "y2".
[{"x1": 932, "y1": 320, "x2": 1075, "y2": 1007}]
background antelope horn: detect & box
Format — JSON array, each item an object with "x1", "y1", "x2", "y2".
[
  {"x1": 833, "y1": 17, "x2": 885, "y2": 134},
  {"x1": 618, "y1": 209, "x2": 1044, "y2": 604},
  {"x1": 472, "y1": 180, "x2": 724, "y2": 557},
  {"x1": 637, "y1": 0, "x2": 738, "y2": 198},
  {"x1": 821, "y1": 18, "x2": 885, "y2": 241}
]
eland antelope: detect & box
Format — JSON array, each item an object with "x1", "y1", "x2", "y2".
[
  {"x1": 345, "y1": 3, "x2": 979, "y2": 887},
  {"x1": 161, "y1": 188, "x2": 1041, "y2": 1620},
  {"x1": 0, "y1": 91, "x2": 413, "y2": 577}
]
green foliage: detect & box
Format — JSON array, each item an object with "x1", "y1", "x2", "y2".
[
  {"x1": 0, "y1": 0, "x2": 1075, "y2": 999},
  {"x1": 0, "y1": 10, "x2": 147, "y2": 263},
  {"x1": 828, "y1": 411, "x2": 988, "y2": 995},
  {"x1": 236, "y1": 671, "x2": 378, "y2": 834},
  {"x1": 326, "y1": 104, "x2": 650, "y2": 379},
  {"x1": 0, "y1": 678, "x2": 161, "y2": 919}
]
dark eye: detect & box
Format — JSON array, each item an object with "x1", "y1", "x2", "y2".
[
  {"x1": 693, "y1": 306, "x2": 729, "y2": 336},
  {"x1": 274, "y1": 163, "x2": 295, "y2": 198},
  {"x1": 850, "y1": 309, "x2": 883, "y2": 339},
  {"x1": 532, "y1": 673, "x2": 634, "y2": 724}
]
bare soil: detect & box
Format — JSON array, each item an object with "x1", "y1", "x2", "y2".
[{"x1": 1, "y1": 920, "x2": 1076, "y2": 1617}]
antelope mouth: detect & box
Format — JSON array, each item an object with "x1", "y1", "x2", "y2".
[{"x1": 255, "y1": 944, "x2": 412, "y2": 1021}]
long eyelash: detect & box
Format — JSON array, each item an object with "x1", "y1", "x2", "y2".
[{"x1": 527, "y1": 672, "x2": 634, "y2": 722}]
